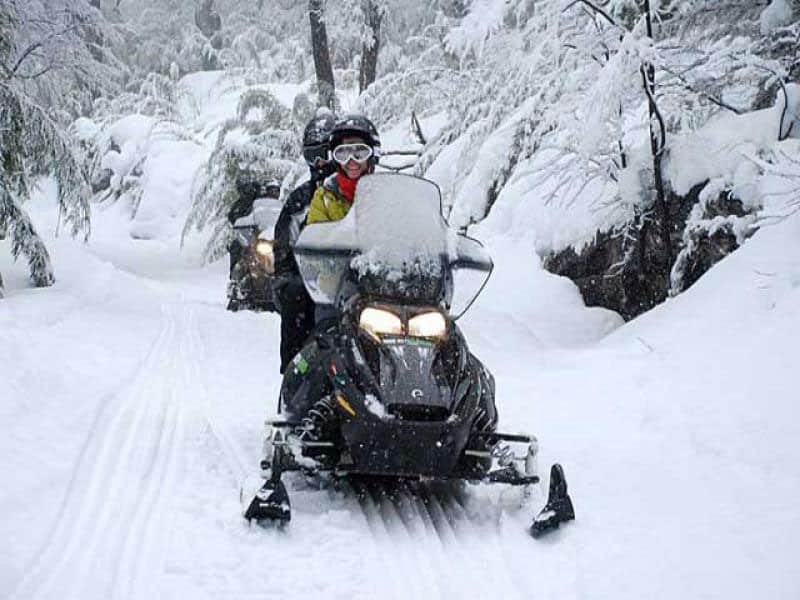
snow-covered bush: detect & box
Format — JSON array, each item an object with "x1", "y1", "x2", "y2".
[
  {"x1": 92, "y1": 72, "x2": 189, "y2": 121},
  {"x1": 75, "y1": 115, "x2": 196, "y2": 224}
]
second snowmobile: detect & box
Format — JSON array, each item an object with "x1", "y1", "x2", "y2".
[
  {"x1": 242, "y1": 173, "x2": 574, "y2": 537},
  {"x1": 227, "y1": 182, "x2": 283, "y2": 312}
]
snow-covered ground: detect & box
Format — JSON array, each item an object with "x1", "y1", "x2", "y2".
[
  {"x1": 3, "y1": 72, "x2": 800, "y2": 599},
  {"x1": 3, "y1": 175, "x2": 800, "y2": 599}
]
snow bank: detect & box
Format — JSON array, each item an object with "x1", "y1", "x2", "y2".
[
  {"x1": 470, "y1": 145, "x2": 623, "y2": 255},
  {"x1": 83, "y1": 113, "x2": 207, "y2": 242},
  {"x1": 666, "y1": 94, "x2": 798, "y2": 197}
]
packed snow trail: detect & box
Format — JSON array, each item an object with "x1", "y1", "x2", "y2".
[{"x1": 10, "y1": 303, "x2": 191, "y2": 600}]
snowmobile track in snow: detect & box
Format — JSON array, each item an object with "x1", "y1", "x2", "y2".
[
  {"x1": 349, "y1": 479, "x2": 536, "y2": 600},
  {"x1": 10, "y1": 303, "x2": 191, "y2": 600},
  {"x1": 183, "y1": 305, "x2": 251, "y2": 483}
]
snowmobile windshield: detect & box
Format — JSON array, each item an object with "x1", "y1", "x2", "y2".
[
  {"x1": 234, "y1": 197, "x2": 282, "y2": 239},
  {"x1": 294, "y1": 173, "x2": 492, "y2": 316}
]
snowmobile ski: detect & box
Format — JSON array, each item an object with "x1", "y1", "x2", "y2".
[
  {"x1": 484, "y1": 465, "x2": 539, "y2": 486},
  {"x1": 242, "y1": 437, "x2": 292, "y2": 523},
  {"x1": 530, "y1": 464, "x2": 574, "y2": 538},
  {"x1": 242, "y1": 479, "x2": 291, "y2": 523}
]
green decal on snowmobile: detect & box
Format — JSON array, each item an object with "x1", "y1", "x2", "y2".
[
  {"x1": 293, "y1": 355, "x2": 309, "y2": 375},
  {"x1": 406, "y1": 337, "x2": 436, "y2": 348},
  {"x1": 382, "y1": 336, "x2": 435, "y2": 348}
]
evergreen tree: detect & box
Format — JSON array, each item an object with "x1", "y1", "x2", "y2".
[{"x1": 0, "y1": 0, "x2": 106, "y2": 293}]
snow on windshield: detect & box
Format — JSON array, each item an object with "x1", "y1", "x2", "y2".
[
  {"x1": 294, "y1": 173, "x2": 492, "y2": 312},
  {"x1": 349, "y1": 173, "x2": 447, "y2": 282},
  {"x1": 294, "y1": 174, "x2": 450, "y2": 306}
]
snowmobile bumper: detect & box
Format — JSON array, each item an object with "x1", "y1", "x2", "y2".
[
  {"x1": 337, "y1": 408, "x2": 475, "y2": 478},
  {"x1": 266, "y1": 417, "x2": 538, "y2": 484}
]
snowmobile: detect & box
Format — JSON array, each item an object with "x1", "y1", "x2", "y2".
[
  {"x1": 241, "y1": 173, "x2": 574, "y2": 537},
  {"x1": 227, "y1": 187, "x2": 283, "y2": 313}
]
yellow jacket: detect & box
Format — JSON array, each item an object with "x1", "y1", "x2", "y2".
[{"x1": 306, "y1": 175, "x2": 356, "y2": 224}]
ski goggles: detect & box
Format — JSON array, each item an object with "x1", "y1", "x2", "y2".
[{"x1": 331, "y1": 143, "x2": 373, "y2": 165}]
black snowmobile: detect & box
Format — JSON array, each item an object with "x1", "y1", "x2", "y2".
[
  {"x1": 227, "y1": 182, "x2": 283, "y2": 313},
  {"x1": 241, "y1": 173, "x2": 574, "y2": 537}
]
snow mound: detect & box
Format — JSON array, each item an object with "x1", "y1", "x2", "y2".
[{"x1": 667, "y1": 87, "x2": 800, "y2": 197}]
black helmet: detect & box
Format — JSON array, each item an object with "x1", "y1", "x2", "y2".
[
  {"x1": 235, "y1": 173, "x2": 258, "y2": 202},
  {"x1": 329, "y1": 114, "x2": 381, "y2": 157},
  {"x1": 302, "y1": 109, "x2": 336, "y2": 168},
  {"x1": 236, "y1": 175, "x2": 281, "y2": 202}
]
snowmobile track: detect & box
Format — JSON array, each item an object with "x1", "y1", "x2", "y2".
[
  {"x1": 10, "y1": 304, "x2": 190, "y2": 600},
  {"x1": 353, "y1": 481, "x2": 443, "y2": 600},
  {"x1": 348, "y1": 479, "x2": 534, "y2": 600},
  {"x1": 428, "y1": 483, "x2": 528, "y2": 597}
]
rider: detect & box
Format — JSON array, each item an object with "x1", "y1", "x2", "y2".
[
  {"x1": 272, "y1": 109, "x2": 337, "y2": 373},
  {"x1": 277, "y1": 114, "x2": 381, "y2": 441},
  {"x1": 306, "y1": 113, "x2": 381, "y2": 225}
]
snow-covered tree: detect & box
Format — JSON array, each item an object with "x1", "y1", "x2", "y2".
[
  {"x1": 109, "y1": 1, "x2": 312, "y2": 86},
  {"x1": 0, "y1": 0, "x2": 112, "y2": 293},
  {"x1": 530, "y1": 0, "x2": 799, "y2": 313}
]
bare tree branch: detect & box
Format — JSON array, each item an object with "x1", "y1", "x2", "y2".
[
  {"x1": 657, "y1": 64, "x2": 743, "y2": 115},
  {"x1": 7, "y1": 23, "x2": 81, "y2": 79},
  {"x1": 563, "y1": 0, "x2": 617, "y2": 27}
]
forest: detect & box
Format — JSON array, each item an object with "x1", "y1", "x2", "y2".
[{"x1": 2, "y1": 0, "x2": 798, "y2": 317}]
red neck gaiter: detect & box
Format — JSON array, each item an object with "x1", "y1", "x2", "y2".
[{"x1": 336, "y1": 172, "x2": 358, "y2": 203}]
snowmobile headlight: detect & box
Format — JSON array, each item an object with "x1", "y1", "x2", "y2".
[
  {"x1": 255, "y1": 240, "x2": 274, "y2": 259},
  {"x1": 255, "y1": 240, "x2": 275, "y2": 273},
  {"x1": 359, "y1": 307, "x2": 403, "y2": 340},
  {"x1": 408, "y1": 311, "x2": 447, "y2": 339}
]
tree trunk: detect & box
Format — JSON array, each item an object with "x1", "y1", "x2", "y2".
[
  {"x1": 358, "y1": 0, "x2": 382, "y2": 94},
  {"x1": 195, "y1": 0, "x2": 222, "y2": 70},
  {"x1": 309, "y1": 0, "x2": 335, "y2": 109},
  {"x1": 89, "y1": 0, "x2": 101, "y2": 8},
  {"x1": 195, "y1": 0, "x2": 222, "y2": 41},
  {"x1": 641, "y1": 0, "x2": 673, "y2": 285}
]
